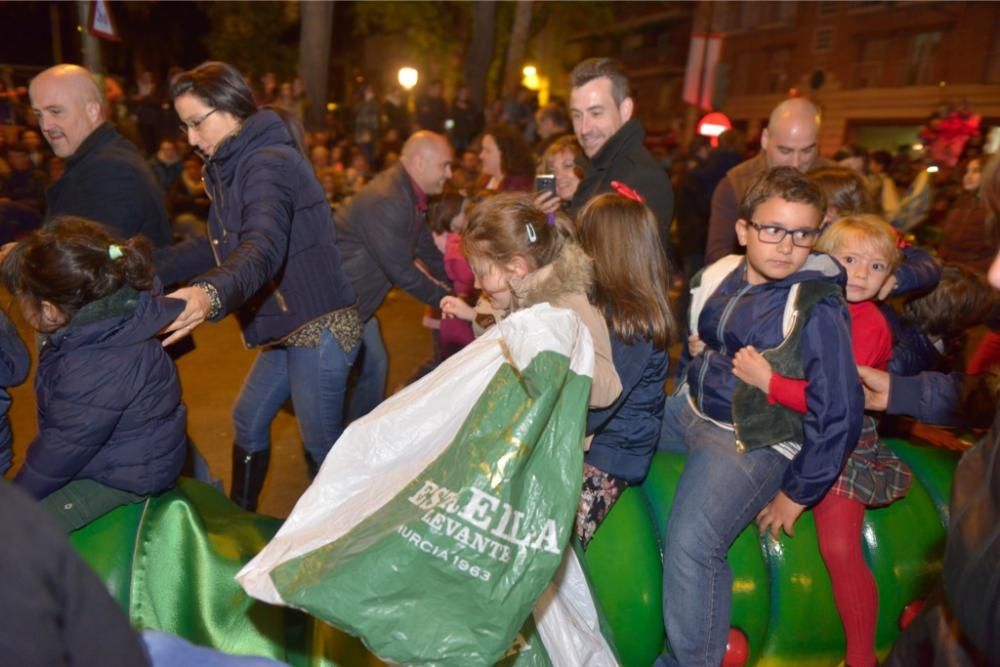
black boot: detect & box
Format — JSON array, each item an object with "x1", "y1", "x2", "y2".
[{"x1": 230, "y1": 446, "x2": 269, "y2": 512}]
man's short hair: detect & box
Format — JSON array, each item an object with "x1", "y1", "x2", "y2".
[
  {"x1": 569, "y1": 58, "x2": 630, "y2": 106},
  {"x1": 740, "y1": 166, "x2": 826, "y2": 221}
]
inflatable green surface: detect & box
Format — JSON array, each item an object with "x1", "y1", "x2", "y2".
[{"x1": 70, "y1": 438, "x2": 958, "y2": 666}]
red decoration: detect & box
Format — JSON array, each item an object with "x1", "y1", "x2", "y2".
[
  {"x1": 899, "y1": 599, "x2": 926, "y2": 630},
  {"x1": 610, "y1": 180, "x2": 645, "y2": 204},
  {"x1": 918, "y1": 104, "x2": 980, "y2": 168},
  {"x1": 721, "y1": 627, "x2": 750, "y2": 667}
]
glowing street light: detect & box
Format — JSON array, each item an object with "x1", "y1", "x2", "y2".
[
  {"x1": 696, "y1": 111, "x2": 732, "y2": 147},
  {"x1": 398, "y1": 67, "x2": 419, "y2": 91},
  {"x1": 521, "y1": 64, "x2": 540, "y2": 91}
]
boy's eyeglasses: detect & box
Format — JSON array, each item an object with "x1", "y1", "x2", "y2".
[
  {"x1": 747, "y1": 221, "x2": 819, "y2": 248},
  {"x1": 179, "y1": 109, "x2": 217, "y2": 135}
]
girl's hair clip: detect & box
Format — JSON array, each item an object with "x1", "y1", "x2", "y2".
[
  {"x1": 894, "y1": 229, "x2": 911, "y2": 250},
  {"x1": 108, "y1": 244, "x2": 124, "y2": 260},
  {"x1": 611, "y1": 180, "x2": 645, "y2": 204},
  {"x1": 526, "y1": 222, "x2": 538, "y2": 243}
]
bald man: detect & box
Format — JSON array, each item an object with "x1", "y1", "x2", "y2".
[
  {"x1": 704, "y1": 97, "x2": 830, "y2": 264},
  {"x1": 29, "y1": 64, "x2": 171, "y2": 246},
  {"x1": 336, "y1": 131, "x2": 454, "y2": 418}
]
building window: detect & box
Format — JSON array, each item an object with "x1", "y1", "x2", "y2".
[
  {"x1": 759, "y1": 2, "x2": 798, "y2": 27},
  {"x1": 814, "y1": 27, "x2": 835, "y2": 53},
  {"x1": 847, "y1": 1, "x2": 890, "y2": 12},
  {"x1": 763, "y1": 48, "x2": 792, "y2": 94},
  {"x1": 987, "y1": 18, "x2": 1000, "y2": 83},
  {"x1": 851, "y1": 35, "x2": 889, "y2": 88},
  {"x1": 901, "y1": 31, "x2": 942, "y2": 86},
  {"x1": 818, "y1": 1, "x2": 838, "y2": 17},
  {"x1": 732, "y1": 51, "x2": 753, "y2": 96}
]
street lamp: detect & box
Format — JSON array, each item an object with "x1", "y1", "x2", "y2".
[{"x1": 398, "y1": 67, "x2": 418, "y2": 91}]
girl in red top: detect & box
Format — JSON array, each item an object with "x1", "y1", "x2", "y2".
[
  {"x1": 733, "y1": 214, "x2": 912, "y2": 667},
  {"x1": 429, "y1": 191, "x2": 479, "y2": 359}
]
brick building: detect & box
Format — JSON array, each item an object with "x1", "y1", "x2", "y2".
[{"x1": 703, "y1": 0, "x2": 1000, "y2": 155}]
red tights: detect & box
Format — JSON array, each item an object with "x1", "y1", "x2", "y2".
[{"x1": 813, "y1": 493, "x2": 878, "y2": 667}]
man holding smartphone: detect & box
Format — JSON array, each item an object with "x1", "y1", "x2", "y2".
[{"x1": 563, "y1": 58, "x2": 674, "y2": 261}]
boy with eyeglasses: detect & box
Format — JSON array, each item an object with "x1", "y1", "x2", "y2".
[{"x1": 655, "y1": 166, "x2": 864, "y2": 667}]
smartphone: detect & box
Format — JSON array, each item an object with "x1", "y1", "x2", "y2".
[{"x1": 535, "y1": 174, "x2": 556, "y2": 197}]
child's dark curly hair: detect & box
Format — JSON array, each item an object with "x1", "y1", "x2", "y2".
[
  {"x1": 1, "y1": 216, "x2": 154, "y2": 318},
  {"x1": 903, "y1": 263, "x2": 996, "y2": 340}
]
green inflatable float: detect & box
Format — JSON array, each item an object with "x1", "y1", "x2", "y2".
[{"x1": 70, "y1": 438, "x2": 958, "y2": 667}]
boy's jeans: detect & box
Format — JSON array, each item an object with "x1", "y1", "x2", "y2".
[{"x1": 656, "y1": 399, "x2": 790, "y2": 667}]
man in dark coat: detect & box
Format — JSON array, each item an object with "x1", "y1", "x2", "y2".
[
  {"x1": 566, "y1": 58, "x2": 674, "y2": 261},
  {"x1": 29, "y1": 64, "x2": 172, "y2": 247},
  {"x1": 337, "y1": 131, "x2": 453, "y2": 419}
]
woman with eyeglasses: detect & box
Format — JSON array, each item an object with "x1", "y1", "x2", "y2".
[{"x1": 156, "y1": 61, "x2": 362, "y2": 512}]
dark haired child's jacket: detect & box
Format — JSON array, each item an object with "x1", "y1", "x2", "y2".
[
  {"x1": 155, "y1": 109, "x2": 358, "y2": 348},
  {"x1": 585, "y1": 330, "x2": 668, "y2": 484},
  {"x1": 0, "y1": 311, "x2": 30, "y2": 475},
  {"x1": 15, "y1": 286, "x2": 187, "y2": 499},
  {"x1": 684, "y1": 253, "x2": 863, "y2": 506}
]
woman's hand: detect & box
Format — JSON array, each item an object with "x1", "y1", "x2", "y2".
[
  {"x1": 756, "y1": 490, "x2": 806, "y2": 540},
  {"x1": 161, "y1": 286, "x2": 212, "y2": 346},
  {"x1": 440, "y1": 295, "x2": 475, "y2": 322},
  {"x1": 732, "y1": 346, "x2": 772, "y2": 393},
  {"x1": 877, "y1": 274, "x2": 897, "y2": 300},
  {"x1": 533, "y1": 191, "x2": 561, "y2": 214},
  {"x1": 687, "y1": 334, "x2": 706, "y2": 357}
]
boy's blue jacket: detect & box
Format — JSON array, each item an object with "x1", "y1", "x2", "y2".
[
  {"x1": 15, "y1": 285, "x2": 187, "y2": 499},
  {"x1": 0, "y1": 311, "x2": 30, "y2": 472},
  {"x1": 684, "y1": 253, "x2": 864, "y2": 506},
  {"x1": 585, "y1": 331, "x2": 669, "y2": 484}
]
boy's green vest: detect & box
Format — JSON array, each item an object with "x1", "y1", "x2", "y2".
[{"x1": 688, "y1": 256, "x2": 843, "y2": 452}]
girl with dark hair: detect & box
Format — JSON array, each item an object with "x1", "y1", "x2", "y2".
[
  {"x1": 1, "y1": 216, "x2": 187, "y2": 530},
  {"x1": 478, "y1": 126, "x2": 536, "y2": 193},
  {"x1": 159, "y1": 60, "x2": 362, "y2": 512}
]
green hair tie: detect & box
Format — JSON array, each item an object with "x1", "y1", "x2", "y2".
[{"x1": 108, "y1": 244, "x2": 124, "y2": 260}]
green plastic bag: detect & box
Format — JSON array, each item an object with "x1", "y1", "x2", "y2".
[{"x1": 239, "y1": 305, "x2": 612, "y2": 666}]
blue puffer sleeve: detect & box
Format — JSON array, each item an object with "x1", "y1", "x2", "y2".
[
  {"x1": 780, "y1": 295, "x2": 864, "y2": 506},
  {"x1": 198, "y1": 153, "x2": 295, "y2": 318},
  {"x1": 892, "y1": 246, "x2": 941, "y2": 297},
  {"x1": 888, "y1": 371, "x2": 962, "y2": 427}
]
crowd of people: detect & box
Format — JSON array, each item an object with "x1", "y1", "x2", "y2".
[{"x1": 0, "y1": 54, "x2": 997, "y2": 667}]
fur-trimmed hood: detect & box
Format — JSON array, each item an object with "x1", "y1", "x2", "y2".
[{"x1": 510, "y1": 242, "x2": 594, "y2": 311}]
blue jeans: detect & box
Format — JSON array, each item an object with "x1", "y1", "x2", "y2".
[
  {"x1": 346, "y1": 317, "x2": 388, "y2": 422},
  {"x1": 657, "y1": 388, "x2": 690, "y2": 454},
  {"x1": 657, "y1": 400, "x2": 790, "y2": 667},
  {"x1": 233, "y1": 329, "x2": 359, "y2": 466}
]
